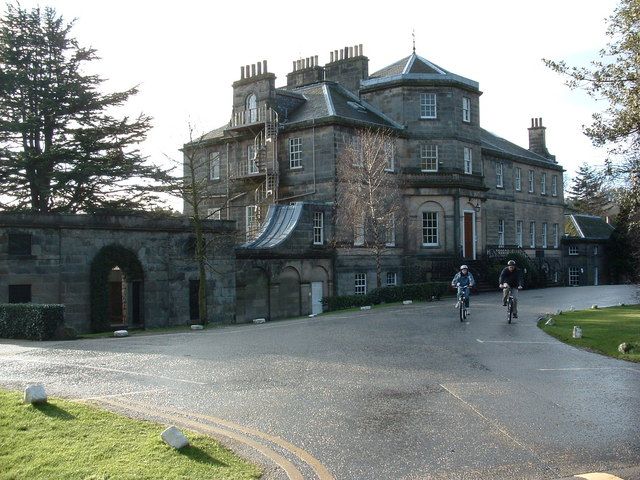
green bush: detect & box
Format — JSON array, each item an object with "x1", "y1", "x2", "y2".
[
  {"x1": 322, "y1": 282, "x2": 449, "y2": 312},
  {"x1": 0, "y1": 304, "x2": 65, "y2": 340}
]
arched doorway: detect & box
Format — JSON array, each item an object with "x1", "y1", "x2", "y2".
[
  {"x1": 90, "y1": 245, "x2": 144, "y2": 332},
  {"x1": 275, "y1": 266, "x2": 301, "y2": 319}
]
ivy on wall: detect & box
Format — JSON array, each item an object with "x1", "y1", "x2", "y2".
[{"x1": 90, "y1": 244, "x2": 144, "y2": 332}]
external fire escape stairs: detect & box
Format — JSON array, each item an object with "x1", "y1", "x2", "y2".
[{"x1": 252, "y1": 110, "x2": 279, "y2": 228}]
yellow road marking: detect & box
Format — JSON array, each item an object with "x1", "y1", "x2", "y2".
[
  {"x1": 113, "y1": 396, "x2": 335, "y2": 480},
  {"x1": 97, "y1": 397, "x2": 305, "y2": 480},
  {"x1": 574, "y1": 473, "x2": 625, "y2": 480}
]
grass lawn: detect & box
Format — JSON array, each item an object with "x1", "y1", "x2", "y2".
[
  {"x1": 0, "y1": 389, "x2": 261, "y2": 480},
  {"x1": 538, "y1": 304, "x2": 640, "y2": 362}
]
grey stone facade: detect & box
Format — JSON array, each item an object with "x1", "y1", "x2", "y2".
[
  {"x1": 185, "y1": 45, "x2": 565, "y2": 303},
  {"x1": 0, "y1": 213, "x2": 236, "y2": 332}
]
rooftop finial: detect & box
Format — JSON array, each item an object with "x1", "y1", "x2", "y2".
[{"x1": 412, "y1": 28, "x2": 416, "y2": 54}]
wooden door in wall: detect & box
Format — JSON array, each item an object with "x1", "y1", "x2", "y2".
[{"x1": 463, "y1": 212, "x2": 475, "y2": 259}]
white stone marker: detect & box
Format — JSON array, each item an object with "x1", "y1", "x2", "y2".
[
  {"x1": 253, "y1": 318, "x2": 266, "y2": 324},
  {"x1": 591, "y1": 305, "x2": 598, "y2": 309},
  {"x1": 161, "y1": 426, "x2": 189, "y2": 449},
  {"x1": 572, "y1": 326, "x2": 582, "y2": 339},
  {"x1": 545, "y1": 318, "x2": 555, "y2": 326},
  {"x1": 618, "y1": 343, "x2": 630, "y2": 353},
  {"x1": 402, "y1": 300, "x2": 413, "y2": 305},
  {"x1": 360, "y1": 306, "x2": 371, "y2": 310},
  {"x1": 190, "y1": 324, "x2": 204, "y2": 330},
  {"x1": 114, "y1": 330, "x2": 129, "y2": 337},
  {"x1": 24, "y1": 384, "x2": 47, "y2": 404}
]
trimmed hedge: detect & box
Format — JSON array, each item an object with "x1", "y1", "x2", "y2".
[
  {"x1": 0, "y1": 304, "x2": 65, "y2": 341},
  {"x1": 322, "y1": 282, "x2": 449, "y2": 312}
]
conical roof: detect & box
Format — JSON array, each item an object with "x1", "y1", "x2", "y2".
[{"x1": 362, "y1": 52, "x2": 478, "y2": 91}]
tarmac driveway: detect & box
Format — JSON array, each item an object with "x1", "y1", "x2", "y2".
[{"x1": 1, "y1": 285, "x2": 639, "y2": 479}]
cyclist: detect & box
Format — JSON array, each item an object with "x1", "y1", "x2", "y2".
[
  {"x1": 499, "y1": 259, "x2": 523, "y2": 318},
  {"x1": 451, "y1": 265, "x2": 475, "y2": 315}
]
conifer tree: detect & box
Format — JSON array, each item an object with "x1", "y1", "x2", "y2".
[
  {"x1": 0, "y1": 4, "x2": 171, "y2": 213},
  {"x1": 567, "y1": 164, "x2": 609, "y2": 216}
]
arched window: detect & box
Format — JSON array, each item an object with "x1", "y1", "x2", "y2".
[{"x1": 246, "y1": 93, "x2": 257, "y2": 123}]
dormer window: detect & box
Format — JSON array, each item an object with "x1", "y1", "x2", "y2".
[{"x1": 246, "y1": 93, "x2": 257, "y2": 123}]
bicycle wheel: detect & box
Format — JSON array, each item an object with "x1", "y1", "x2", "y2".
[
  {"x1": 459, "y1": 299, "x2": 465, "y2": 322},
  {"x1": 507, "y1": 298, "x2": 513, "y2": 324}
]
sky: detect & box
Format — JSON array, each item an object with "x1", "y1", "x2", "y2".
[{"x1": 13, "y1": 0, "x2": 620, "y2": 210}]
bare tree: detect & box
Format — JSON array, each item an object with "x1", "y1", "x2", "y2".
[
  {"x1": 335, "y1": 128, "x2": 404, "y2": 288},
  {"x1": 164, "y1": 124, "x2": 235, "y2": 325}
]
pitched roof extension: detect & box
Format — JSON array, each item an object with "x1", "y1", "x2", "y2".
[
  {"x1": 565, "y1": 214, "x2": 614, "y2": 240},
  {"x1": 481, "y1": 128, "x2": 558, "y2": 165}
]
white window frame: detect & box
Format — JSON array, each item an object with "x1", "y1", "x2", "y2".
[
  {"x1": 464, "y1": 147, "x2": 473, "y2": 174},
  {"x1": 515, "y1": 167, "x2": 522, "y2": 191},
  {"x1": 420, "y1": 92, "x2": 437, "y2": 119},
  {"x1": 420, "y1": 144, "x2": 438, "y2": 172},
  {"x1": 553, "y1": 223, "x2": 559, "y2": 248},
  {"x1": 593, "y1": 245, "x2": 599, "y2": 256},
  {"x1": 207, "y1": 208, "x2": 221, "y2": 220},
  {"x1": 568, "y1": 266, "x2": 580, "y2": 286},
  {"x1": 529, "y1": 221, "x2": 536, "y2": 248},
  {"x1": 355, "y1": 273, "x2": 367, "y2": 295},
  {"x1": 245, "y1": 205, "x2": 257, "y2": 240},
  {"x1": 385, "y1": 215, "x2": 396, "y2": 247},
  {"x1": 209, "y1": 152, "x2": 220, "y2": 180},
  {"x1": 528, "y1": 170, "x2": 535, "y2": 193},
  {"x1": 552, "y1": 175, "x2": 558, "y2": 197},
  {"x1": 496, "y1": 162, "x2": 504, "y2": 188},
  {"x1": 289, "y1": 138, "x2": 302, "y2": 169},
  {"x1": 386, "y1": 272, "x2": 397, "y2": 287},
  {"x1": 384, "y1": 142, "x2": 395, "y2": 172},
  {"x1": 462, "y1": 97, "x2": 471, "y2": 123},
  {"x1": 569, "y1": 245, "x2": 579, "y2": 256},
  {"x1": 354, "y1": 218, "x2": 365, "y2": 246},
  {"x1": 313, "y1": 211, "x2": 324, "y2": 245},
  {"x1": 516, "y1": 220, "x2": 523, "y2": 248},
  {"x1": 498, "y1": 219, "x2": 505, "y2": 247},
  {"x1": 247, "y1": 145, "x2": 258, "y2": 174},
  {"x1": 422, "y1": 211, "x2": 439, "y2": 246},
  {"x1": 541, "y1": 172, "x2": 547, "y2": 195},
  {"x1": 542, "y1": 222, "x2": 548, "y2": 248},
  {"x1": 246, "y1": 93, "x2": 257, "y2": 123}
]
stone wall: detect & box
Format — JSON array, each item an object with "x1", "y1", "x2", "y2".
[{"x1": 0, "y1": 213, "x2": 236, "y2": 332}]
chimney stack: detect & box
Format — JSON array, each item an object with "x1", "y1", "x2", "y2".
[
  {"x1": 286, "y1": 52, "x2": 325, "y2": 88},
  {"x1": 324, "y1": 43, "x2": 369, "y2": 95},
  {"x1": 528, "y1": 117, "x2": 555, "y2": 162}
]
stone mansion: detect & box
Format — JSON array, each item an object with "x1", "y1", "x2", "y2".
[{"x1": 183, "y1": 44, "x2": 565, "y2": 320}]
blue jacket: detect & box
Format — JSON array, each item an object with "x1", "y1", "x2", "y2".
[{"x1": 451, "y1": 271, "x2": 475, "y2": 288}]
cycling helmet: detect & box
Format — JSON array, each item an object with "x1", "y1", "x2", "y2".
[
  {"x1": 460, "y1": 265, "x2": 469, "y2": 270},
  {"x1": 507, "y1": 260, "x2": 516, "y2": 266}
]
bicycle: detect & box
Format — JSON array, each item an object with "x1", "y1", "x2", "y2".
[
  {"x1": 456, "y1": 285, "x2": 469, "y2": 322},
  {"x1": 504, "y1": 286, "x2": 515, "y2": 323}
]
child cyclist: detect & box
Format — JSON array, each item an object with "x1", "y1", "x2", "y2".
[{"x1": 451, "y1": 265, "x2": 476, "y2": 314}]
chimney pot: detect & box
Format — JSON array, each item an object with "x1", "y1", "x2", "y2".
[
  {"x1": 257, "y1": 62, "x2": 262, "y2": 75},
  {"x1": 315, "y1": 55, "x2": 318, "y2": 66},
  {"x1": 251, "y1": 64, "x2": 256, "y2": 77},
  {"x1": 344, "y1": 46, "x2": 349, "y2": 58},
  {"x1": 339, "y1": 50, "x2": 344, "y2": 60},
  {"x1": 349, "y1": 46, "x2": 354, "y2": 58},
  {"x1": 240, "y1": 66, "x2": 245, "y2": 79},
  {"x1": 246, "y1": 64, "x2": 250, "y2": 77},
  {"x1": 359, "y1": 44, "x2": 363, "y2": 56},
  {"x1": 263, "y1": 60, "x2": 267, "y2": 73},
  {"x1": 330, "y1": 51, "x2": 334, "y2": 62},
  {"x1": 539, "y1": 117, "x2": 543, "y2": 126}
]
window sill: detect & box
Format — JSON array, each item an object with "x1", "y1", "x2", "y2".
[
  {"x1": 289, "y1": 166, "x2": 303, "y2": 171},
  {"x1": 419, "y1": 116, "x2": 438, "y2": 120}
]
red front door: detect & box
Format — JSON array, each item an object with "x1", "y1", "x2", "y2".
[{"x1": 464, "y1": 212, "x2": 474, "y2": 259}]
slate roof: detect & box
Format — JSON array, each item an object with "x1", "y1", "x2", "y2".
[
  {"x1": 481, "y1": 128, "x2": 556, "y2": 165},
  {"x1": 363, "y1": 52, "x2": 479, "y2": 90},
  {"x1": 279, "y1": 82, "x2": 403, "y2": 129},
  {"x1": 565, "y1": 214, "x2": 614, "y2": 240},
  {"x1": 239, "y1": 203, "x2": 303, "y2": 249}
]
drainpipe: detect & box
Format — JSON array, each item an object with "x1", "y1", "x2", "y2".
[{"x1": 453, "y1": 191, "x2": 460, "y2": 257}]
